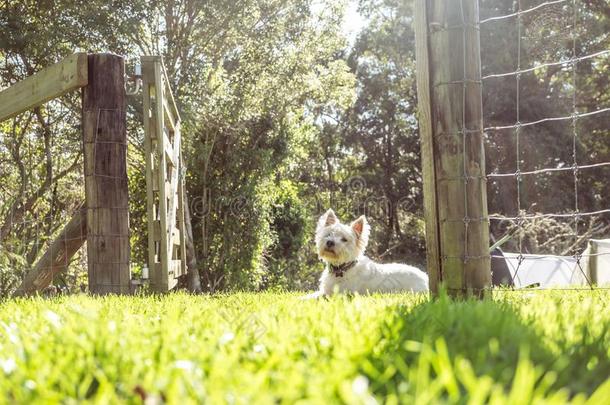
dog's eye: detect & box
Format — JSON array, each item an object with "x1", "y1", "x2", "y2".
[{"x1": 341, "y1": 237, "x2": 348, "y2": 242}]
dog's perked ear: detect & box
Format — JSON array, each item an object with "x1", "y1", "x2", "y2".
[
  {"x1": 350, "y1": 215, "x2": 370, "y2": 250},
  {"x1": 317, "y1": 209, "x2": 338, "y2": 231}
]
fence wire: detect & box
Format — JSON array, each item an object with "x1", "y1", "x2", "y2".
[
  {"x1": 0, "y1": 98, "x2": 87, "y2": 294},
  {"x1": 479, "y1": 0, "x2": 610, "y2": 290},
  {"x1": 0, "y1": 95, "x2": 141, "y2": 295}
]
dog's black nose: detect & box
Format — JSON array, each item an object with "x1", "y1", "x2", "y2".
[{"x1": 326, "y1": 240, "x2": 335, "y2": 248}]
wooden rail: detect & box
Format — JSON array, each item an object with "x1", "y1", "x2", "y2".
[
  {"x1": 414, "y1": 0, "x2": 442, "y2": 295},
  {"x1": 0, "y1": 53, "x2": 88, "y2": 122}
]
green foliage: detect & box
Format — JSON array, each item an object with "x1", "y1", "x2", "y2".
[
  {"x1": 0, "y1": 250, "x2": 26, "y2": 296},
  {"x1": 1, "y1": 291, "x2": 609, "y2": 402},
  {"x1": 181, "y1": 1, "x2": 357, "y2": 290},
  {"x1": 263, "y1": 180, "x2": 320, "y2": 290}
]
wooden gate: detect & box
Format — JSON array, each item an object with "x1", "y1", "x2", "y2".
[{"x1": 141, "y1": 56, "x2": 187, "y2": 291}]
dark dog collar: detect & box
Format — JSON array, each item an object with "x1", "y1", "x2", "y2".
[{"x1": 330, "y1": 260, "x2": 357, "y2": 277}]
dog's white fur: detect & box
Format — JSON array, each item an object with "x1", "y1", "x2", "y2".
[{"x1": 308, "y1": 209, "x2": 429, "y2": 297}]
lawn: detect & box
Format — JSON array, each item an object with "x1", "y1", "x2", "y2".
[{"x1": 1, "y1": 291, "x2": 609, "y2": 404}]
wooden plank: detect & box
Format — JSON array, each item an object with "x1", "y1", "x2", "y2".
[
  {"x1": 142, "y1": 67, "x2": 158, "y2": 279},
  {"x1": 152, "y1": 59, "x2": 170, "y2": 291},
  {"x1": 149, "y1": 103, "x2": 159, "y2": 140},
  {"x1": 163, "y1": 97, "x2": 177, "y2": 132},
  {"x1": 589, "y1": 240, "x2": 598, "y2": 285},
  {"x1": 159, "y1": 71, "x2": 181, "y2": 250},
  {"x1": 169, "y1": 259, "x2": 181, "y2": 276},
  {"x1": 160, "y1": 61, "x2": 181, "y2": 124},
  {"x1": 142, "y1": 56, "x2": 180, "y2": 121},
  {"x1": 0, "y1": 53, "x2": 88, "y2": 122},
  {"x1": 152, "y1": 220, "x2": 162, "y2": 241},
  {"x1": 177, "y1": 150, "x2": 188, "y2": 278},
  {"x1": 414, "y1": 0, "x2": 442, "y2": 296},
  {"x1": 153, "y1": 260, "x2": 181, "y2": 290},
  {"x1": 166, "y1": 123, "x2": 181, "y2": 243},
  {"x1": 152, "y1": 220, "x2": 178, "y2": 245},
  {"x1": 152, "y1": 166, "x2": 160, "y2": 191},
  {"x1": 164, "y1": 133, "x2": 176, "y2": 167},
  {"x1": 172, "y1": 228, "x2": 181, "y2": 246},
  {"x1": 82, "y1": 53, "x2": 130, "y2": 295},
  {"x1": 426, "y1": 0, "x2": 490, "y2": 297}
]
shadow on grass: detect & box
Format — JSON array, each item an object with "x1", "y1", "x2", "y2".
[{"x1": 359, "y1": 293, "x2": 610, "y2": 400}]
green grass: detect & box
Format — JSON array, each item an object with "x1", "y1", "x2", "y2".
[{"x1": 1, "y1": 291, "x2": 609, "y2": 404}]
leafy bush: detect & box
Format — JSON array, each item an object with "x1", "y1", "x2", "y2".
[
  {"x1": 0, "y1": 250, "x2": 26, "y2": 297},
  {"x1": 262, "y1": 180, "x2": 320, "y2": 290}
]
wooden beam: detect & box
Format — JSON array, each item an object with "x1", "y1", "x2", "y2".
[
  {"x1": 153, "y1": 260, "x2": 182, "y2": 289},
  {"x1": 163, "y1": 97, "x2": 177, "y2": 132},
  {"x1": 164, "y1": 133, "x2": 176, "y2": 167},
  {"x1": 166, "y1": 123, "x2": 182, "y2": 248},
  {"x1": 0, "y1": 53, "x2": 88, "y2": 122},
  {"x1": 13, "y1": 206, "x2": 87, "y2": 297},
  {"x1": 152, "y1": 220, "x2": 162, "y2": 241},
  {"x1": 142, "y1": 74, "x2": 159, "y2": 280},
  {"x1": 152, "y1": 59, "x2": 171, "y2": 291},
  {"x1": 170, "y1": 259, "x2": 181, "y2": 276},
  {"x1": 416, "y1": 0, "x2": 490, "y2": 297},
  {"x1": 589, "y1": 240, "x2": 598, "y2": 285},
  {"x1": 414, "y1": 0, "x2": 442, "y2": 295},
  {"x1": 82, "y1": 53, "x2": 131, "y2": 295},
  {"x1": 177, "y1": 150, "x2": 188, "y2": 278},
  {"x1": 172, "y1": 228, "x2": 181, "y2": 246}
]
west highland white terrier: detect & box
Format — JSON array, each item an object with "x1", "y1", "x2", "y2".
[{"x1": 307, "y1": 209, "x2": 429, "y2": 297}]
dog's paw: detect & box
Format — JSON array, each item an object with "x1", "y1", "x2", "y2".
[{"x1": 300, "y1": 291, "x2": 325, "y2": 300}]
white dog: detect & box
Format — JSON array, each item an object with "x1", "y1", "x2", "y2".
[{"x1": 307, "y1": 209, "x2": 429, "y2": 297}]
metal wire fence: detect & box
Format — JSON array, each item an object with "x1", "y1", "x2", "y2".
[
  {"x1": 480, "y1": 0, "x2": 610, "y2": 289},
  {"x1": 0, "y1": 97, "x2": 87, "y2": 295}
]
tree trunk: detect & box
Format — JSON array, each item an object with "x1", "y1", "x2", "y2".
[{"x1": 183, "y1": 193, "x2": 202, "y2": 292}]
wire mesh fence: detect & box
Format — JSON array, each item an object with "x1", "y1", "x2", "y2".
[
  {"x1": 414, "y1": 0, "x2": 609, "y2": 294},
  {"x1": 0, "y1": 96, "x2": 87, "y2": 295},
  {"x1": 479, "y1": 0, "x2": 610, "y2": 290}
]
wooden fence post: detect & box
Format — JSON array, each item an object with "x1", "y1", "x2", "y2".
[
  {"x1": 414, "y1": 0, "x2": 491, "y2": 297},
  {"x1": 82, "y1": 54, "x2": 131, "y2": 294}
]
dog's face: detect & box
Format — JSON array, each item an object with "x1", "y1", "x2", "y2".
[{"x1": 315, "y1": 209, "x2": 370, "y2": 265}]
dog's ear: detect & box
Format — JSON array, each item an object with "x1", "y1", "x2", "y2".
[
  {"x1": 350, "y1": 215, "x2": 370, "y2": 249},
  {"x1": 318, "y1": 209, "x2": 338, "y2": 231}
]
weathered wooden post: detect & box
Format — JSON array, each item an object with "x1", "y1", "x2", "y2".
[
  {"x1": 414, "y1": 0, "x2": 491, "y2": 297},
  {"x1": 82, "y1": 53, "x2": 131, "y2": 294}
]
